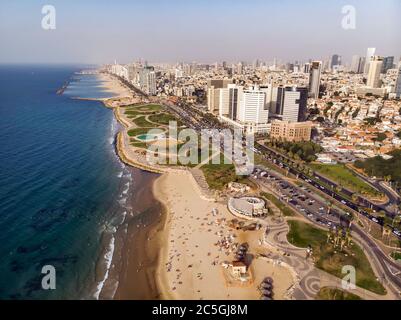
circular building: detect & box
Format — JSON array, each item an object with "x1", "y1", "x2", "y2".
[{"x1": 228, "y1": 196, "x2": 267, "y2": 219}]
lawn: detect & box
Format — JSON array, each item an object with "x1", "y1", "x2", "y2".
[
  {"x1": 200, "y1": 153, "x2": 247, "y2": 190},
  {"x1": 261, "y1": 192, "x2": 295, "y2": 216},
  {"x1": 309, "y1": 163, "x2": 381, "y2": 197},
  {"x1": 287, "y1": 220, "x2": 386, "y2": 295},
  {"x1": 131, "y1": 115, "x2": 154, "y2": 127},
  {"x1": 127, "y1": 127, "x2": 161, "y2": 137},
  {"x1": 315, "y1": 287, "x2": 362, "y2": 300},
  {"x1": 148, "y1": 113, "x2": 182, "y2": 126},
  {"x1": 391, "y1": 251, "x2": 401, "y2": 261}
]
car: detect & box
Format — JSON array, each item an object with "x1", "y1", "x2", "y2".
[
  {"x1": 300, "y1": 208, "x2": 305, "y2": 212},
  {"x1": 319, "y1": 207, "x2": 325, "y2": 211},
  {"x1": 371, "y1": 217, "x2": 379, "y2": 223},
  {"x1": 341, "y1": 200, "x2": 347, "y2": 204},
  {"x1": 393, "y1": 230, "x2": 401, "y2": 237}
]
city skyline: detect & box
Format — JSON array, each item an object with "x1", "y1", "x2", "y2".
[{"x1": 1, "y1": 0, "x2": 400, "y2": 64}]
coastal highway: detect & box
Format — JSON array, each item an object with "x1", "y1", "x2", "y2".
[
  {"x1": 255, "y1": 142, "x2": 401, "y2": 239},
  {"x1": 251, "y1": 166, "x2": 401, "y2": 295}
]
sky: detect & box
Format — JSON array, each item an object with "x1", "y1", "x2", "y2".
[{"x1": 0, "y1": 0, "x2": 400, "y2": 64}]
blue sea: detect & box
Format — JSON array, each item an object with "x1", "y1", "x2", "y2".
[{"x1": 0, "y1": 65, "x2": 137, "y2": 299}]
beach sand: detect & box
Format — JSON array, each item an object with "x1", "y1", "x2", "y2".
[
  {"x1": 153, "y1": 171, "x2": 295, "y2": 300},
  {"x1": 98, "y1": 73, "x2": 132, "y2": 98}
]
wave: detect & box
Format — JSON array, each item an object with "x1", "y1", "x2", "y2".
[{"x1": 93, "y1": 235, "x2": 115, "y2": 300}]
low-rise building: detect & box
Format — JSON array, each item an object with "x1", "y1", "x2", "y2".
[{"x1": 270, "y1": 120, "x2": 312, "y2": 142}]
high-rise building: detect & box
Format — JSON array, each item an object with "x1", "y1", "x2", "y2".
[
  {"x1": 330, "y1": 54, "x2": 341, "y2": 69},
  {"x1": 395, "y1": 66, "x2": 401, "y2": 99},
  {"x1": 381, "y1": 56, "x2": 394, "y2": 73},
  {"x1": 367, "y1": 56, "x2": 383, "y2": 88},
  {"x1": 237, "y1": 86, "x2": 268, "y2": 124},
  {"x1": 308, "y1": 61, "x2": 322, "y2": 98},
  {"x1": 146, "y1": 71, "x2": 157, "y2": 95},
  {"x1": 364, "y1": 47, "x2": 376, "y2": 74},
  {"x1": 270, "y1": 86, "x2": 308, "y2": 122},
  {"x1": 351, "y1": 55, "x2": 362, "y2": 73},
  {"x1": 207, "y1": 79, "x2": 232, "y2": 113},
  {"x1": 228, "y1": 84, "x2": 242, "y2": 120}
]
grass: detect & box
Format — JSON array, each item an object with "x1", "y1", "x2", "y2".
[
  {"x1": 309, "y1": 163, "x2": 381, "y2": 198},
  {"x1": 315, "y1": 287, "x2": 362, "y2": 300},
  {"x1": 200, "y1": 153, "x2": 247, "y2": 190},
  {"x1": 261, "y1": 192, "x2": 295, "y2": 216},
  {"x1": 287, "y1": 220, "x2": 387, "y2": 295},
  {"x1": 131, "y1": 116, "x2": 154, "y2": 127},
  {"x1": 391, "y1": 251, "x2": 401, "y2": 261},
  {"x1": 148, "y1": 113, "x2": 183, "y2": 126}
]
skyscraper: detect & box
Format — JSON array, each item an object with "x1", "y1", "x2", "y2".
[
  {"x1": 237, "y1": 86, "x2": 268, "y2": 124},
  {"x1": 330, "y1": 54, "x2": 341, "y2": 69},
  {"x1": 308, "y1": 61, "x2": 322, "y2": 98},
  {"x1": 228, "y1": 84, "x2": 242, "y2": 120},
  {"x1": 395, "y1": 66, "x2": 401, "y2": 99},
  {"x1": 271, "y1": 86, "x2": 308, "y2": 122},
  {"x1": 381, "y1": 56, "x2": 394, "y2": 73},
  {"x1": 207, "y1": 79, "x2": 232, "y2": 113},
  {"x1": 351, "y1": 55, "x2": 362, "y2": 73},
  {"x1": 364, "y1": 47, "x2": 376, "y2": 74},
  {"x1": 367, "y1": 56, "x2": 383, "y2": 88}
]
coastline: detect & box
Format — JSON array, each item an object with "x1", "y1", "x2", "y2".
[{"x1": 97, "y1": 71, "x2": 295, "y2": 300}]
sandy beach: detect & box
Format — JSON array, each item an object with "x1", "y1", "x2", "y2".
[
  {"x1": 97, "y1": 72, "x2": 133, "y2": 98},
  {"x1": 153, "y1": 171, "x2": 295, "y2": 300}
]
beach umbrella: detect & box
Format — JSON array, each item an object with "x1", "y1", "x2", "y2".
[
  {"x1": 262, "y1": 289, "x2": 272, "y2": 296},
  {"x1": 261, "y1": 282, "x2": 272, "y2": 290},
  {"x1": 263, "y1": 277, "x2": 273, "y2": 284}
]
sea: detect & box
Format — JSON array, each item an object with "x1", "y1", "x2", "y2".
[{"x1": 0, "y1": 65, "x2": 138, "y2": 299}]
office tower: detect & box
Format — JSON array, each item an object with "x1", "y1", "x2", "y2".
[
  {"x1": 330, "y1": 54, "x2": 341, "y2": 69},
  {"x1": 395, "y1": 66, "x2": 401, "y2": 99},
  {"x1": 228, "y1": 84, "x2": 242, "y2": 120},
  {"x1": 381, "y1": 56, "x2": 394, "y2": 73},
  {"x1": 308, "y1": 61, "x2": 322, "y2": 98},
  {"x1": 358, "y1": 57, "x2": 366, "y2": 73},
  {"x1": 218, "y1": 87, "x2": 230, "y2": 117},
  {"x1": 364, "y1": 47, "x2": 376, "y2": 74},
  {"x1": 207, "y1": 79, "x2": 232, "y2": 113},
  {"x1": 272, "y1": 86, "x2": 308, "y2": 122},
  {"x1": 270, "y1": 120, "x2": 312, "y2": 142},
  {"x1": 237, "y1": 86, "x2": 268, "y2": 124},
  {"x1": 350, "y1": 55, "x2": 360, "y2": 73},
  {"x1": 303, "y1": 63, "x2": 311, "y2": 74},
  {"x1": 222, "y1": 61, "x2": 227, "y2": 69},
  {"x1": 367, "y1": 56, "x2": 383, "y2": 88},
  {"x1": 285, "y1": 63, "x2": 294, "y2": 73},
  {"x1": 147, "y1": 71, "x2": 157, "y2": 95},
  {"x1": 236, "y1": 62, "x2": 243, "y2": 75}
]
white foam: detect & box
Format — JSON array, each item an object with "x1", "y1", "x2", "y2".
[
  {"x1": 117, "y1": 171, "x2": 123, "y2": 178},
  {"x1": 93, "y1": 236, "x2": 115, "y2": 300}
]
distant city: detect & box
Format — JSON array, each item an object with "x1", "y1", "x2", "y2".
[{"x1": 108, "y1": 48, "x2": 401, "y2": 161}]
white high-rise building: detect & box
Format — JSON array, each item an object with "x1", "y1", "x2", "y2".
[
  {"x1": 351, "y1": 55, "x2": 361, "y2": 73},
  {"x1": 237, "y1": 86, "x2": 268, "y2": 124},
  {"x1": 395, "y1": 66, "x2": 401, "y2": 99},
  {"x1": 367, "y1": 56, "x2": 383, "y2": 88},
  {"x1": 364, "y1": 47, "x2": 376, "y2": 74},
  {"x1": 147, "y1": 71, "x2": 157, "y2": 95},
  {"x1": 308, "y1": 61, "x2": 322, "y2": 98},
  {"x1": 218, "y1": 87, "x2": 230, "y2": 117}
]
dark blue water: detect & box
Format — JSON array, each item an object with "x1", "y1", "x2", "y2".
[{"x1": 0, "y1": 65, "x2": 133, "y2": 299}]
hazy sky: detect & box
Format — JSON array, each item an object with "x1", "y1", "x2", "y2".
[{"x1": 0, "y1": 0, "x2": 400, "y2": 64}]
